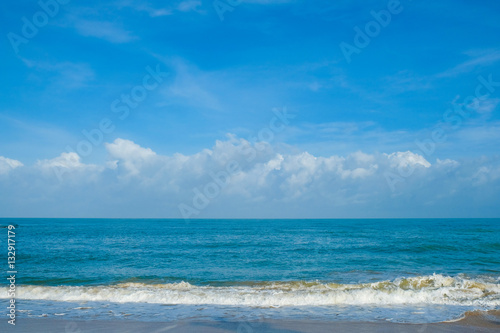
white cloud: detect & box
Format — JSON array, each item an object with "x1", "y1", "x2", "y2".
[
  {"x1": 177, "y1": 1, "x2": 202, "y2": 12},
  {"x1": 72, "y1": 19, "x2": 136, "y2": 43},
  {"x1": 437, "y1": 49, "x2": 500, "y2": 78},
  {"x1": 467, "y1": 97, "x2": 500, "y2": 114},
  {"x1": 160, "y1": 59, "x2": 222, "y2": 111},
  {"x1": 35, "y1": 152, "x2": 103, "y2": 180},
  {"x1": 386, "y1": 151, "x2": 431, "y2": 169},
  {"x1": 21, "y1": 60, "x2": 95, "y2": 89},
  {"x1": 471, "y1": 165, "x2": 500, "y2": 185},
  {"x1": 0, "y1": 137, "x2": 499, "y2": 218},
  {"x1": 105, "y1": 138, "x2": 158, "y2": 176},
  {"x1": 0, "y1": 157, "x2": 23, "y2": 175},
  {"x1": 436, "y1": 158, "x2": 460, "y2": 168},
  {"x1": 117, "y1": 0, "x2": 203, "y2": 17},
  {"x1": 36, "y1": 152, "x2": 84, "y2": 170},
  {"x1": 133, "y1": 5, "x2": 172, "y2": 17}
]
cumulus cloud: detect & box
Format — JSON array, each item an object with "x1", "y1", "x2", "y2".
[
  {"x1": 386, "y1": 151, "x2": 431, "y2": 169},
  {"x1": 35, "y1": 152, "x2": 103, "y2": 182},
  {"x1": 105, "y1": 138, "x2": 158, "y2": 176},
  {"x1": 0, "y1": 137, "x2": 499, "y2": 218},
  {"x1": 36, "y1": 152, "x2": 87, "y2": 170}
]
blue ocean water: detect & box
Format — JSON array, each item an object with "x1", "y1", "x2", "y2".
[{"x1": 1, "y1": 218, "x2": 499, "y2": 323}]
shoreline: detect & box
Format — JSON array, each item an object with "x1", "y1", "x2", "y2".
[{"x1": 2, "y1": 310, "x2": 499, "y2": 333}]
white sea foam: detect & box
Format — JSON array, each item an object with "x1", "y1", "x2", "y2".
[{"x1": 1, "y1": 274, "x2": 499, "y2": 307}]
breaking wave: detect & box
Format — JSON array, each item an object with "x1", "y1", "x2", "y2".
[{"x1": 2, "y1": 274, "x2": 499, "y2": 308}]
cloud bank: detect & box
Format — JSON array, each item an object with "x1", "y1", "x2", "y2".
[{"x1": 0, "y1": 137, "x2": 499, "y2": 218}]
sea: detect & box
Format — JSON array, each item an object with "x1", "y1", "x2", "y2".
[{"x1": 1, "y1": 218, "x2": 499, "y2": 324}]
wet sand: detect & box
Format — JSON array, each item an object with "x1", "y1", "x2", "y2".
[{"x1": 2, "y1": 310, "x2": 499, "y2": 333}]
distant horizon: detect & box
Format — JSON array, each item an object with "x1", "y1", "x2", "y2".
[{"x1": 1, "y1": 217, "x2": 499, "y2": 220}]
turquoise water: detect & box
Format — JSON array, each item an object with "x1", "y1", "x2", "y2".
[{"x1": 1, "y1": 218, "x2": 499, "y2": 323}]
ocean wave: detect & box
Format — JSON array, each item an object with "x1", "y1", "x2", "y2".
[{"x1": 2, "y1": 274, "x2": 499, "y2": 307}]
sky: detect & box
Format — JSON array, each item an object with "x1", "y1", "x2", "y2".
[{"x1": 1, "y1": 0, "x2": 499, "y2": 218}]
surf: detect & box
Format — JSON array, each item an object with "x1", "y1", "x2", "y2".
[{"x1": 2, "y1": 274, "x2": 499, "y2": 308}]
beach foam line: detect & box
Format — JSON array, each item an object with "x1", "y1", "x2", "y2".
[{"x1": 1, "y1": 274, "x2": 499, "y2": 307}]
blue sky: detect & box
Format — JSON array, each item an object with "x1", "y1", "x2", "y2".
[{"x1": 1, "y1": 0, "x2": 500, "y2": 218}]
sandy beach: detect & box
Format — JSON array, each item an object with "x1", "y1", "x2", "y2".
[{"x1": 2, "y1": 310, "x2": 499, "y2": 333}]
